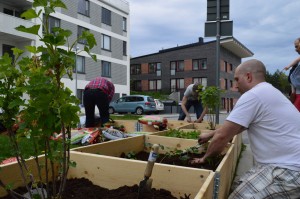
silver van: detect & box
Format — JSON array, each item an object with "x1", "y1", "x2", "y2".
[{"x1": 109, "y1": 95, "x2": 156, "y2": 115}]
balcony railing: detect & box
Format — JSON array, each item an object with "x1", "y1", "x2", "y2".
[{"x1": 0, "y1": 12, "x2": 36, "y2": 41}]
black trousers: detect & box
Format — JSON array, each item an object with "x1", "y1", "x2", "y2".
[
  {"x1": 83, "y1": 89, "x2": 109, "y2": 127},
  {"x1": 178, "y1": 100, "x2": 203, "y2": 120}
]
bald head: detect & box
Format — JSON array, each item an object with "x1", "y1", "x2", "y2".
[
  {"x1": 236, "y1": 59, "x2": 266, "y2": 82},
  {"x1": 234, "y1": 59, "x2": 266, "y2": 94}
]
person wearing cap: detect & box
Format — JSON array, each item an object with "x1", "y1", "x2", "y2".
[
  {"x1": 84, "y1": 77, "x2": 115, "y2": 127},
  {"x1": 178, "y1": 82, "x2": 207, "y2": 123}
]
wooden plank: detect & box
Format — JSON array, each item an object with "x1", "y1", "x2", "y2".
[
  {"x1": 167, "y1": 121, "x2": 191, "y2": 129},
  {"x1": 145, "y1": 135, "x2": 199, "y2": 153},
  {"x1": 72, "y1": 136, "x2": 145, "y2": 156},
  {"x1": 69, "y1": 151, "x2": 214, "y2": 199},
  {"x1": 194, "y1": 172, "x2": 215, "y2": 199},
  {"x1": 112, "y1": 120, "x2": 158, "y2": 133},
  {"x1": 215, "y1": 144, "x2": 235, "y2": 199}
]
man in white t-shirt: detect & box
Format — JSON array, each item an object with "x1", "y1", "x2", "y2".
[{"x1": 191, "y1": 59, "x2": 300, "y2": 198}]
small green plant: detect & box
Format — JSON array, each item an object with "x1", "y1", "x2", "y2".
[
  {"x1": 164, "y1": 129, "x2": 200, "y2": 139},
  {"x1": 197, "y1": 86, "x2": 223, "y2": 130},
  {"x1": 124, "y1": 151, "x2": 137, "y2": 159}
]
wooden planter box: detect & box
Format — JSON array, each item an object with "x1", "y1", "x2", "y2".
[
  {"x1": 68, "y1": 151, "x2": 215, "y2": 198},
  {"x1": 73, "y1": 135, "x2": 236, "y2": 198},
  {"x1": 106, "y1": 119, "x2": 158, "y2": 133},
  {"x1": 0, "y1": 152, "x2": 215, "y2": 199},
  {"x1": 167, "y1": 120, "x2": 190, "y2": 129}
]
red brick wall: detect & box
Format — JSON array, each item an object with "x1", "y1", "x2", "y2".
[
  {"x1": 220, "y1": 78, "x2": 225, "y2": 89},
  {"x1": 141, "y1": 63, "x2": 148, "y2": 74},
  {"x1": 220, "y1": 60, "x2": 225, "y2": 72},
  {"x1": 185, "y1": 77, "x2": 193, "y2": 88},
  {"x1": 185, "y1": 59, "x2": 192, "y2": 71},
  {"x1": 141, "y1": 80, "x2": 148, "y2": 91}
]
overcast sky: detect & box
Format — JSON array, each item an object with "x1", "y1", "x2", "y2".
[{"x1": 126, "y1": 0, "x2": 300, "y2": 73}]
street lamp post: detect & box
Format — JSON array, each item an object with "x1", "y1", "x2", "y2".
[{"x1": 74, "y1": 46, "x2": 79, "y2": 98}]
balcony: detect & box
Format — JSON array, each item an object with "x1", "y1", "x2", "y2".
[{"x1": 0, "y1": 12, "x2": 36, "y2": 42}]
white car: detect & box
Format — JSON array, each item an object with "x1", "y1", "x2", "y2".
[{"x1": 154, "y1": 99, "x2": 164, "y2": 114}]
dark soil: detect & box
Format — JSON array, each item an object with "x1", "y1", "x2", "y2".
[
  {"x1": 121, "y1": 151, "x2": 223, "y2": 171},
  {"x1": 0, "y1": 178, "x2": 182, "y2": 199}
]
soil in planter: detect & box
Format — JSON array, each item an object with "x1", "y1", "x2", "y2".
[
  {"x1": 0, "y1": 178, "x2": 184, "y2": 199},
  {"x1": 121, "y1": 151, "x2": 223, "y2": 171}
]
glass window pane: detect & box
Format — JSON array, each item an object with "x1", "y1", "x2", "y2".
[
  {"x1": 157, "y1": 80, "x2": 161, "y2": 90},
  {"x1": 193, "y1": 60, "x2": 199, "y2": 70},
  {"x1": 178, "y1": 61, "x2": 184, "y2": 71},
  {"x1": 179, "y1": 79, "x2": 184, "y2": 88},
  {"x1": 202, "y1": 59, "x2": 207, "y2": 69}
]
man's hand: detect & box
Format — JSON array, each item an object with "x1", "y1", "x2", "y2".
[
  {"x1": 186, "y1": 115, "x2": 192, "y2": 122},
  {"x1": 198, "y1": 132, "x2": 214, "y2": 144},
  {"x1": 194, "y1": 118, "x2": 203, "y2": 123},
  {"x1": 190, "y1": 157, "x2": 205, "y2": 165}
]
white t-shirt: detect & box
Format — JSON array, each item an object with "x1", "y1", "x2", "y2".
[
  {"x1": 227, "y1": 82, "x2": 300, "y2": 171},
  {"x1": 184, "y1": 84, "x2": 198, "y2": 101}
]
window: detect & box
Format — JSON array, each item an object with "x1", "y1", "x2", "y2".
[
  {"x1": 225, "y1": 79, "x2": 228, "y2": 89},
  {"x1": 102, "y1": 7, "x2": 111, "y2": 26},
  {"x1": 77, "y1": 89, "x2": 84, "y2": 104},
  {"x1": 122, "y1": 17, "x2": 127, "y2": 31},
  {"x1": 43, "y1": 16, "x2": 60, "y2": 34},
  {"x1": 102, "y1": 61, "x2": 111, "y2": 77},
  {"x1": 170, "y1": 78, "x2": 184, "y2": 92},
  {"x1": 170, "y1": 61, "x2": 184, "y2": 72},
  {"x1": 2, "y1": 44, "x2": 15, "y2": 60},
  {"x1": 130, "y1": 64, "x2": 141, "y2": 75},
  {"x1": 78, "y1": 0, "x2": 90, "y2": 16},
  {"x1": 148, "y1": 63, "x2": 161, "y2": 76},
  {"x1": 149, "y1": 80, "x2": 161, "y2": 91},
  {"x1": 230, "y1": 63, "x2": 233, "y2": 72},
  {"x1": 224, "y1": 61, "x2": 228, "y2": 72},
  {"x1": 123, "y1": 41, "x2": 127, "y2": 56},
  {"x1": 170, "y1": 63, "x2": 176, "y2": 75},
  {"x1": 77, "y1": 26, "x2": 89, "y2": 44},
  {"x1": 192, "y1": 59, "x2": 207, "y2": 70},
  {"x1": 75, "y1": 56, "x2": 85, "y2": 73},
  {"x1": 132, "y1": 80, "x2": 141, "y2": 91},
  {"x1": 101, "y1": 34, "x2": 111, "y2": 51},
  {"x1": 193, "y1": 77, "x2": 207, "y2": 87}
]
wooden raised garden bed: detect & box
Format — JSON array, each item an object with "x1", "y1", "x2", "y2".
[
  {"x1": 0, "y1": 152, "x2": 215, "y2": 199},
  {"x1": 73, "y1": 135, "x2": 237, "y2": 198}
]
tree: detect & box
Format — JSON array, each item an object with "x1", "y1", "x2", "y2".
[
  {"x1": 266, "y1": 70, "x2": 290, "y2": 95},
  {"x1": 0, "y1": 0, "x2": 96, "y2": 198},
  {"x1": 197, "y1": 86, "x2": 223, "y2": 130}
]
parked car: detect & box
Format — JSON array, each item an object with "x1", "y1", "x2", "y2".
[
  {"x1": 109, "y1": 95, "x2": 156, "y2": 115},
  {"x1": 154, "y1": 99, "x2": 164, "y2": 114}
]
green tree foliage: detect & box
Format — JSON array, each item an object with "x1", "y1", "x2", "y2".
[
  {"x1": 266, "y1": 70, "x2": 290, "y2": 95},
  {"x1": 197, "y1": 86, "x2": 223, "y2": 130},
  {"x1": 0, "y1": 0, "x2": 96, "y2": 198}
]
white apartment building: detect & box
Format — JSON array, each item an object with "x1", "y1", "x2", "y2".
[{"x1": 0, "y1": 0, "x2": 130, "y2": 103}]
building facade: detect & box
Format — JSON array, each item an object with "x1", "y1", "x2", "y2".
[
  {"x1": 0, "y1": 0, "x2": 130, "y2": 103},
  {"x1": 130, "y1": 37, "x2": 253, "y2": 112}
]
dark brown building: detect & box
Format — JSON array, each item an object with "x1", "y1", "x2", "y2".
[{"x1": 130, "y1": 37, "x2": 253, "y2": 112}]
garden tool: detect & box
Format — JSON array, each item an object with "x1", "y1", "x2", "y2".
[{"x1": 137, "y1": 144, "x2": 159, "y2": 199}]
